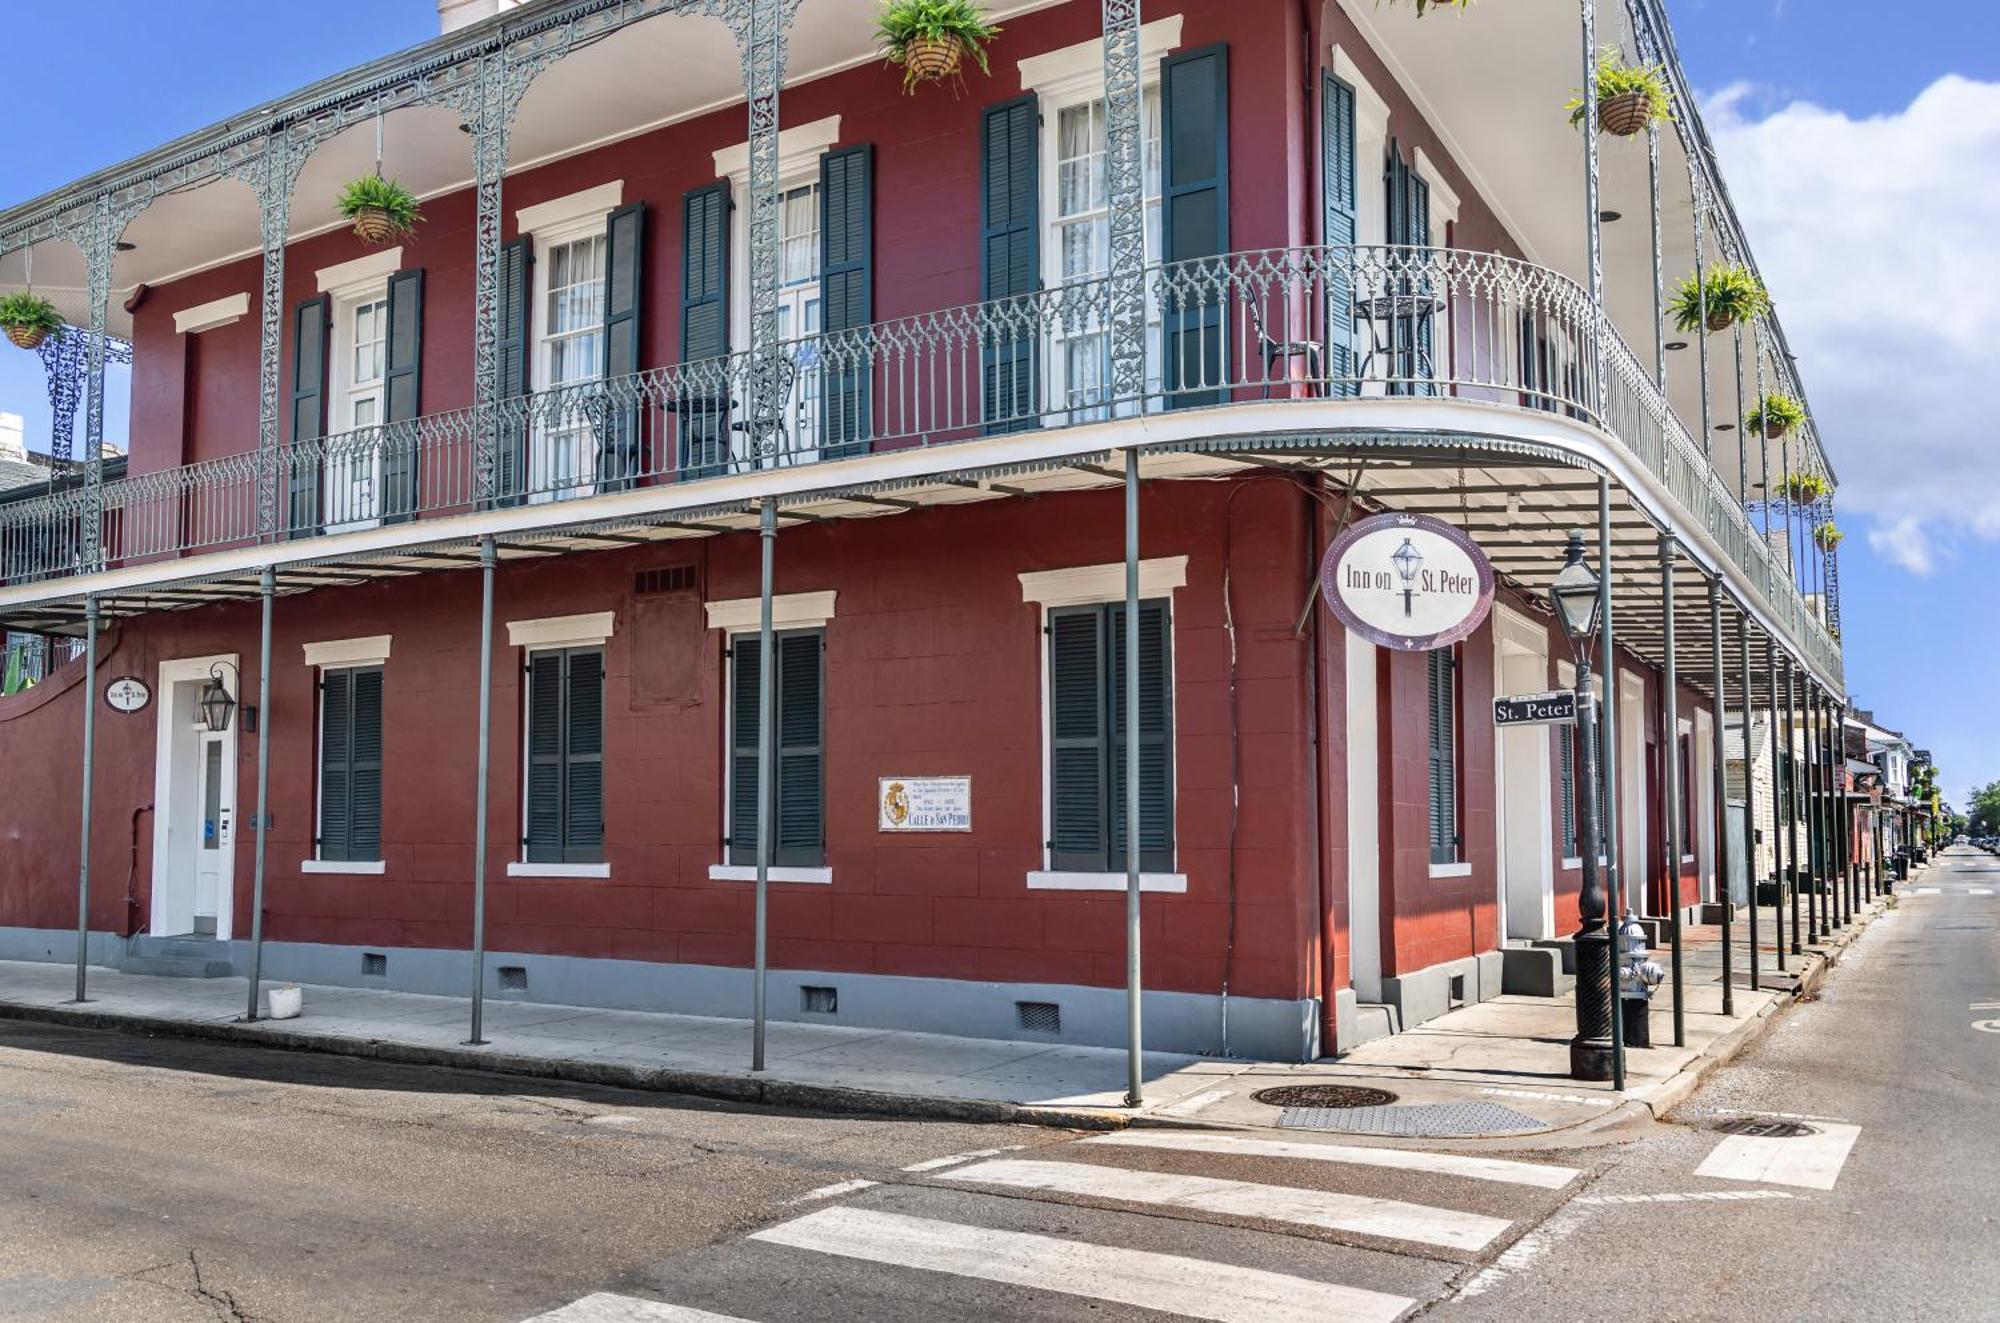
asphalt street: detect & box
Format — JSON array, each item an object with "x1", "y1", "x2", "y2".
[{"x1": 0, "y1": 851, "x2": 1990, "y2": 1322}]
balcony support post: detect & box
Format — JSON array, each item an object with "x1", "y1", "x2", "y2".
[
  {"x1": 1579, "y1": 0, "x2": 1607, "y2": 420},
  {"x1": 730, "y1": 0, "x2": 804, "y2": 466},
  {"x1": 1787, "y1": 657, "x2": 1808, "y2": 948},
  {"x1": 65, "y1": 196, "x2": 127, "y2": 574},
  {"x1": 469, "y1": 50, "x2": 515, "y2": 505},
  {"x1": 1767, "y1": 635, "x2": 1787, "y2": 971},
  {"x1": 1709, "y1": 578, "x2": 1733, "y2": 1016},
  {"x1": 244, "y1": 566, "x2": 276, "y2": 1021},
  {"x1": 250, "y1": 130, "x2": 303, "y2": 539},
  {"x1": 752, "y1": 495, "x2": 776, "y2": 1073},
  {"x1": 1647, "y1": 122, "x2": 1665, "y2": 390},
  {"x1": 1739, "y1": 610, "x2": 1759, "y2": 991},
  {"x1": 69, "y1": 595, "x2": 99, "y2": 1004},
  {"x1": 1123, "y1": 446, "x2": 1144, "y2": 1108},
  {"x1": 1598, "y1": 475, "x2": 1625, "y2": 920},
  {"x1": 1102, "y1": 0, "x2": 1147, "y2": 405},
  {"x1": 1659, "y1": 536, "x2": 1685, "y2": 1047},
  {"x1": 467, "y1": 535, "x2": 497, "y2": 1045}
]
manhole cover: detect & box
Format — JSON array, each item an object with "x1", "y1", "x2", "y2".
[
  {"x1": 1712, "y1": 1118, "x2": 1818, "y2": 1139},
  {"x1": 1252, "y1": 1084, "x2": 1397, "y2": 1109}
]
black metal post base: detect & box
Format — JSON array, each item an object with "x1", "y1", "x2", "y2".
[
  {"x1": 1622, "y1": 996, "x2": 1652, "y2": 1048},
  {"x1": 1570, "y1": 925, "x2": 1616, "y2": 1081}
]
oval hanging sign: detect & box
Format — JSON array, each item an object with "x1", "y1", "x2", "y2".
[
  {"x1": 104, "y1": 676, "x2": 152, "y2": 713},
  {"x1": 1320, "y1": 512, "x2": 1495, "y2": 652}
]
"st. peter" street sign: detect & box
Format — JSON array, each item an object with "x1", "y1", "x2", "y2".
[{"x1": 1493, "y1": 689, "x2": 1578, "y2": 727}]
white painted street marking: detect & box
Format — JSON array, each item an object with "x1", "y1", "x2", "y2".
[
  {"x1": 524, "y1": 1294, "x2": 753, "y2": 1322},
  {"x1": 1084, "y1": 1129, "x2": 1580, "y2": 1189},
  {"x1": 1478, "y1": 1086, "x2": 1614, "y2": 1107},
  {"x1": 1575, "y1": 1190, "x2": 1797, "y2": 1205},
  {"x1": 1913, "y1": 887, "x2": 1941, "y2": 895},
  {"x1": 1694, "y1": 1123, "x2": 1862, "y2": 1191},
  {"x1": 1157, "y1": 1086, "x2": 1234, "y2": 1118},
  {"x1": 937, "y1": 1157, "x2": 1510, "y2": 1251},
  {"x1": 899, "y1": 1145, "x2": 1024, "y2": 1173},
  {"x1": 1970, "y1": 888, "x2": 1994, "y2": 896},
  {"x1": 785, "y1": 1178, "x2": 878, "y2": 1205},
  {"x1": 752, "y1": 1207, "x2": 1415, "y2": 1323},
  {"x1": 1711, "y1": 1109, "x2": 1851, "y2": 1124}
]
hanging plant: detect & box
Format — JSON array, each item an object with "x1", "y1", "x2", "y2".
[
  {"x1": 1566, "y1": 48, "x2": 1672, "y2": 137},
  {"x1": 0, "y1": 292, "x2": 61, "y2": 351},
  {"x1": 338, "y1": 175, "x2": 423, "y2": 245},
  {"x1": 1814, "y1": 521, "x2": 1844, "y2": 552},
  {"x1": 876, "y1": 0, "x2": 1001, "y2": 95},
  {"x1": 1669, "y1": 263, "x2": 1770, "y2": 335},
  {"x1": 1780, "y1": 471, "x2": 1829, "y2": 506},
  {"x1": 1746, "y1": 392, "x2": 1806, "y2": 440}
]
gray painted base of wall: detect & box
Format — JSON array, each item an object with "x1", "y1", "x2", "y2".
[
  {"x1": 1332, "y1": 988, "x2": 1399, "y2": 1055},
  {"x1": 0, "y1": 927, "x2": 1320, "y2": 1063},
  {"x1": 1380, "y1": 949, "x2": 1506, "y2": 1032}
]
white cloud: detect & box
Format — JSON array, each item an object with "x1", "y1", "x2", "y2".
[{"x1": 1704, "y1": 76, "x2": 2000, "y2": 573}]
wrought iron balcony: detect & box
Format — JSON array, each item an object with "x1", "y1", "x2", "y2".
[{"x1": 0, "y1": 244, "x2": 1838, "y2": 675}]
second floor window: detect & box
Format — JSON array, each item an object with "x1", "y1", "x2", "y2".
[
  {"x1": 775, "y1": 180, "x2": 823, "y2": 453},
  {"x1": 533, "y1": 228, "x2": 608, "y2": 500}
]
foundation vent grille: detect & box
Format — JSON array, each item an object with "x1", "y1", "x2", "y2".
[
  {"x1": 497, "y1": 966, "x2": 529, "y2": 994},
  {"x1": 361, "y1": 952, "x2": 388, "y2": 977},
  {"x1": 800, "y1": 985, "x2": 838, "y2": 1014},
  {"x1": 1015, "y1": 1000, "x2": 1062, "y2": 1035},
  {"x1": 634, "y1": 565, "x2": 700, "y2": 597}
]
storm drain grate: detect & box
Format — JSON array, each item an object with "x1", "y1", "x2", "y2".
[
  {"x1": 1278, "y1": 1101, "x2": 1545, "y2": 1137},
  {"x1": 1252, "y1": 1084, "x2": 1397, "y2": 1109},
  {"x1": 1710, "y1": 1118, "x2": 1817, "y2": 1139},
  {"x1": 1015, "y1": 1000, "x2": 1062, "y2": 1034}
]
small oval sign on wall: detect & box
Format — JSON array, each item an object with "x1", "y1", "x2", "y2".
[
  {"x1": 1319, "y1": 512, "x2": 1496, "y2": 652},
  {"x1": 104, "y1": 676, "x2": 151, "y2": 713}
]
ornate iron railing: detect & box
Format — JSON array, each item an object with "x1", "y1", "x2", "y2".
[{"x1": 0, "y1": 243, "x2": 1837, "y2": 675}]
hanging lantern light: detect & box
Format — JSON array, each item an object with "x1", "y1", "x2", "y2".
[{"x1": 198, "y1": 663, "x2": 238, "y2": 733}]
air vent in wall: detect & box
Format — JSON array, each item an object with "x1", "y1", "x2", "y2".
[
  {"x1": 633, "y1": 565, "x2": 700, "y2": 597},
  {"x1": 800, "y1": 985, "x2": 838, "y2": 1014},
  {"x1": 362, "y1": 952, "x2": 388, "y2": 977},
  {"x1": 1016, "y1": 1000, "x2": 1062, "y2": 1035},
  {"x1": 498, "y1": 965, "x2": 529, "y2": 993}
]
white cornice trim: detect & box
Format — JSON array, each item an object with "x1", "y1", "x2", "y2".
[
  {"x1": 302, "y1": 634, "x2": 393, "y2": 669},
  {"x1": 515, "y1": 181, "x2": 624, "y2": 236},
  {"x1": 315, "y1": 247, "x2": 403, "y2": 297},
  {"x1": 1018, "y1": 15, "x2": 1183, "y2": 97},
  {"x1": 171, "y1": 292, "x2": 249, "y2": 336},
  {"x1": 1019, "y1": 556, "x2": 1189, "y2": 608},
  {"x1": 1330, "y1": 45, "x2": 1391, "y2": 137},
  {"x1": 506, "y1": 610, "x2": 616, "y2": 650},
  {"x1": 714, "y1": 117, "x2": 841, "y2": 186},
  {"x1": 1413, "y1": 148, "x2": 1464, "y2": 227},
  {"x1": 704, "y1": 590, "x2": 837, "y2": 634}
]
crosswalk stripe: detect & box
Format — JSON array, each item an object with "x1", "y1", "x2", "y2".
[
  {"x1": 1914, "y1": 887, "x2": 1941, "y2": 894},
  {"x1": 1970, "y1": 888, "x2": 1994, "y2": 896},
  {"x1": 1083, "y1": 1130, "x2": 1579, "y2": 1189},
  {"x1": 524, "y1": 1293, "x2": 753, "y2": 1322},
  {"x1": 935, "y1": 1157, "x2": 1509, "y2": 1251},
  {"x1": 900, "y1": 1145, "x2": 1025, "y2": 1173},
  {"x1": 751, "y1": 1207, "x2": 1416, "y2": 1323},
  {"x1": 1694, "y1": 1123, "x2": 1861, "y2": 1191}
]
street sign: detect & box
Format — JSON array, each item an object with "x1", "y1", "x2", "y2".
[
  {"x1": 104, "y1": 676, "x2": 151, "y2": 713},
  {"x1": 878, "y1": 776, "x2": 972, "y2": 832},
  {"x1": 1494, "y1": 689, "x2": 1578, "y2": 727},
  {"x1": 1318, "y1": 512, "x2": 1495, "y2": 652}
]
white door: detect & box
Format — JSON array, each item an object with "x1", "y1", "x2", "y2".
[
  {"x1": 191, "y1": 730, "x2": 231, "y2": 934},
  {"x1": 325, "y1": 293, "x2": 388, "y2": 531},
  {"x1": 1496, "y1": 619, "x2": 1555, "y2": 942},
  {"x1": 150, "y1": 657, "x2": 239, "y2": 940}
]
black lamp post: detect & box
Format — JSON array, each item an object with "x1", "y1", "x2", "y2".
[
  {"x1": 197, "y1": 662, "x2": 238, "y2": 733},
  {"x1": 1551, "y1": 531, "x2": 1620, "y2": 1085}
]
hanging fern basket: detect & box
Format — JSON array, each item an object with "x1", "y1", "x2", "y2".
[
  {"x1": 1706, "y1": 307, "x2": 1737, "y2": 333},
  {"x1": 4, "y1": 325, "x2": 48, "y2": 351},
  {"x1": 1598, "y1": 90, "x2": 1654, "y2": 138},
  {"x1": 903, "y1": 34, "x2": 963, "y2": 85},
  {"x1": 351, "y1": 206, "x2": 398, "y2": 246}
]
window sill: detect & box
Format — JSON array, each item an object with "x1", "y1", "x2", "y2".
[
  {"x1": 507, "y1": 861, "x2": 611, "y2": 879},
  {"x1": 1427, "y1": 861, "x2": 1474, "y2": 879},
  {"x1": 709, "y1": 864, "x2": 833, "y2": 885},
  {"x1": 1027, "y1": 871, "x2": 1188, "y2": 893},
  {"x1": 300, "y1": 859, "x2": 385, "y2": 876}
]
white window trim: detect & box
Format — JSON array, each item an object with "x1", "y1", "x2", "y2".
[
  {"x1": 507, "y1": 861, "x2": 613, "y2": 880},
  {"x1": 302, "y1": 635, "x2": 392, "y2": 669},
  {"x1": 1017, "y1": 15, "x2": 1183, "y2": 99},
  {"x1": 716, "y1": 117, "x2": 841, "y2": 379},
  {"x1": 301, "y1": 859, "x2": 386, "y2": 876},
  {"x1": 516, "y1": 181, "x2": 624, "y2": 238},
  {"x1": 1019, "y1": 555, "x2": 1188, "y2": 608},
  {"x1": 1412, "y1": 148, "x2": 1463, "y2": 230},
  {"x1": 507, "y1": 611, "x2": 616, "y2": 651},
  {"x1": 1678, "y1": 714, "x2": 1698, "y2": 864},
  {"x1": 514, "y1": 638, "x2": 611, "y2": 878},
  {"x1": 708, "y1": 865, "x2": 833, "y2": 885},
  {"x1": 1028, "y1": 871, "x2": 1187, "y2": 893},
  {"x1": 316, "y1": 248, "x2": 404, "y2": 299},
  {"x1": 1428, "y1": 861, "x2": 1474, "y2": 880},
  {"x1": 705, "y1": 590, "x2": 837, "y2": 635},
  {"x1": 173, "y1": 293, "x2": 249, "y2": 336}
]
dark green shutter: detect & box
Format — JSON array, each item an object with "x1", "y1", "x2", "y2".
[
  {"x1": 600, "y1": 201, "x2": 646, "y2": 490},
  {"x1": 350, "y1": 667, "x2": 384, "y2": 859},
  {"x1": 776, "y1": 631, "x2": 824, "y2": 866},
  {"x1": 565, "y1": 648, "x2": 604, "y2": 862},
  {"x1": 1161, "y1": 43, "x2": 1229, "y2": 408},
  {"x1": 319, "y1": 668, "x2": 351, "y2": 858},
  {"x1": 1323, "y1": 73, "x2": 1359, "y2": 396},
  {"x1": 980, "y1": 95, "x2": 1039, "y2": 434},
  {"x1": 819, "y1": 144, "x2": 873, "y2": 457},
  {"x1": 493, "y1": 237, "x2": 533, "y2": 507},
  {"x1": 1558, "y1": 724, "x2": 1578, "y2": 859},
  {"x1": 287, "y1": 295, "x2": 329, "y2": 538},
  {"x1": 381, "y1": 268, "x2": 423, "y2": 523},
  {"x1": 1428, "y1": 648, "x2": 1459, "y2": 864},
  {"x1": 729, "y1": 634, "x2": 761, "y2": 865},
  {"x1": 1110, "y1": 600, "x2": 1175, "y2": 872},
  {"x1": 525, "y1": 651, "x2": 564, "y2": 861},
  {"x1": 1048, "y1": 607, "x2": 1108, "y2": 872},
  {"x1": 680, "y1": 182, "x2": 732, "y2": 478}
]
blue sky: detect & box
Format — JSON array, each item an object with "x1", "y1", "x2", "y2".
[{"x1": 1, "y1": 1, "x2": 1994, "y2": 802}]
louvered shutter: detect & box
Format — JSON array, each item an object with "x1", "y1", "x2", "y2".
[
  {"x1": 1406, "y1": 166, "x2": 1435, "y2": 396},
  {"x1": 980, "y1": 96, "x2": 1039, "y2": 434},
  {"x1": 1322, "y1": 73, "x2": 1359, "y2": 396},
  {"x1": 318, "y1": 668, "x2": 352, "y2": 860},
  {"x1": 1428, "y1": 648, "x2": 1459, "y2": 864},
  {"x1": 381, "y1": 269, "x2": 424, "y2": 523},
  {"x1": 1108, "y1": 600, "x2": 1174, "y2": 872},
  {"x1": 525, "y1": 650, "x2": 565, "y2": 862},
  {"x1": 1161, "y1": 43, "x2": 1229, "y2": 408},
  {"x1": 564, "y1": 648, "x2": 604, "y2": 862},
  {"x1": 600, "y1": 201, "x2": 646, "y2": 490},
  {"x1": 728, "y1": 633, "x2": 761, "y2": 866},
  {"x1": 819, "y1": 144, "x2": 873, "y2": 457},
  {"x1": 287, "y1": 295, "x2": 330, "y2": 538},
  {"x1": 1558, "y1": 723, "x2": 1578, "y2": 859},
  {"x1": 680, "y1": 182, "x2": 732, "y2": 477},
  {"x1": 493, "y1": 237, "x2": 533, "y2": 507},
  {"x1": 1048, "y1": 607, "x2": 1107, "y2": 872},
  {"x1": 776, "y1": 631, "x2": 824, "y2": 866},
  {"x1": 349, "y1": 666, "x2": 384, "y2": 860}
]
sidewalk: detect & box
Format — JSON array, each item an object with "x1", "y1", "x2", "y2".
[{"x1": 0, "y1": 889, "x2": 1892, "y2": 1139}]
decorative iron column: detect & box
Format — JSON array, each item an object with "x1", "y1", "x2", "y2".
[
  {"x1": 249, "y1": 129, "x2": 304, "y2": 538},
  {"x1": 732, "y1": 0, "x2": 804, "y2": 459},
  {"x1": 1659, "y1": 536, "x2": 1685, "y2": 1046},
  {"x1": 1709, "y1": 578, "x2": 1732, "y2": 1016},
  {"x1": 1688, "y1": 173, "x2": 1710, "y2": 462},
  {"x1": 1647, "y1": 122, "x2": 1665, "y2": 389},
  {"x1": 1767, "y1": 636, "x2": 1787, "y2": 970},
  {"x1": 1739, "y1": 611, "x2": 1759, "y2": 990},
  {"x1": 1751, "y1": 323, "x2": 1770, "y2": 538},
  {"x1": 66, "y1": 198, "x2": 124, "y2": 572},
  {"x1": 469, "y1": 49, "x2": 516, "y2": 505},
  {"x1": 1580, "y1": 0, "x2": 1608, "y2": 421},
  {"x1": 1102, "y1": 0, "x2": 1146, "y2": 406}
]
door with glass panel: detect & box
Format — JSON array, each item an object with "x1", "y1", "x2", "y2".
[
  {"x1": 768, "y1": 181, "x2": 821, "y2": 465},
  {"x1": 325, "y1": 294, "x2": 387, "y2": 531},
  {"x1": 533, "y1": 231, "x2": 606, "y2": 502},
  {"x1": 1048, "y1": 88, "x2": 1162, "y2": 422},
  {"x1": 191, "y1": 730, "x2": 229, "y2": 936}
]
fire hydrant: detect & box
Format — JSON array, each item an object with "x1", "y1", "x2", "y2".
[{"x1": 1618, "y1": 911, "x2": 1666, "y2": 1048}]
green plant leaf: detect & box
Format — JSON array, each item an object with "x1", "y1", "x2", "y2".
[
  {"x1": 336, "y1": 175, "x2": 424, "y2": 233},
  {"x1": 0, "y1": 292, "x2": 62, "y2": 336},
  {"x1": 1668, "y1": 263, "x2": 1771, "y2": 335},
  {"x1": 1564, "y1": 48, "x2": 1673, "y2": 130},
  {"x1": 876, "y1": 0, "x2": 1001, "y2": 92}
]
